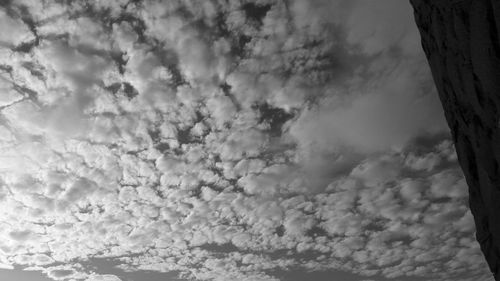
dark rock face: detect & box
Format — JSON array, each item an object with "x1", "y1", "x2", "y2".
[{"x1": 410, "y1": 0, "x2": 500, "y2": 279}]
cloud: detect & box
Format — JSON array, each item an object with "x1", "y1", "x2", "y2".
[
  {"x1": 288, "y1": 54, "x2": 447, "y2": 155},
  {"x1": 0, "y1": 9, "x2": 35, "y2": 47},
  {"x1": 86, "y1": 274, "x2": 122, "y2": 281},
  {"x1": 46, "y1": 268, "x2": 76, "y2": 280},
  {"x1": 0, "y1": 1, "x2": 491, "y2": 281}
]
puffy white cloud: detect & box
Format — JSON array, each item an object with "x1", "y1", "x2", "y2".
[
  {"x1": 0, "y1": 1, "x2": 490, "y2": 281},
  {"x1": 86, "y1": 274, "x2": 122, "y2": 281},
  {"x1": 0, "y1": 9, "x2": 35, "y2": 47},
  {"x1": 430, "y1": 169, "x2": 469, "y2": 199},
  {"x1": 45, "y1": 266, "x2": 80, "y2": 281}
]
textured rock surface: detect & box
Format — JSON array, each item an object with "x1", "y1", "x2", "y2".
[{"x1": 411, "y1": 0, "x2": 500, "y2": 279}]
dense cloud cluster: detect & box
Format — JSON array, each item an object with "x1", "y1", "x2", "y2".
[{"x1": 0, "y1": 0, "x2": 492, "y2": 281}]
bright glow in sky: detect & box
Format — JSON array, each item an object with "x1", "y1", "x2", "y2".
[{"x1": 0, "y1": 1, "x2": 493, "y2": 281}]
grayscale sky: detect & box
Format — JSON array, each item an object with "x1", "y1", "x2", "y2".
[{"x1": 0, "y1": 0, "x2": 494, "y2": 281}]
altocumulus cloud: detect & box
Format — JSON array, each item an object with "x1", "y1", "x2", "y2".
[{"x1": 0, "y1": 1, "x2": 492, "y2": 281}]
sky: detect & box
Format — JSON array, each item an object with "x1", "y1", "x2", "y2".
[{"x1": 0, "y1": 0, "x2": 494, "y2": 281}]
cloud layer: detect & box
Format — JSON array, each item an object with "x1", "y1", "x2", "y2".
[{"x1": 0, "y1": 1, "x2": 492, "y2": 281}]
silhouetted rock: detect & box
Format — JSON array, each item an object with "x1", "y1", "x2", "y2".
[{"x1": 411, "y1": 0, "x2": 500, "y2": 279}]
